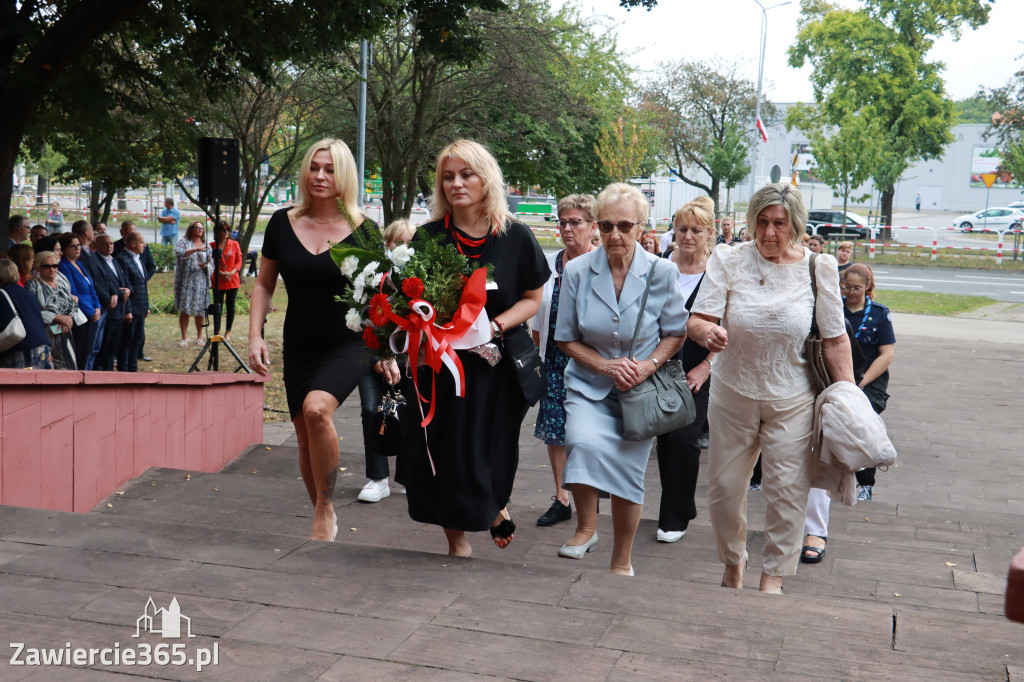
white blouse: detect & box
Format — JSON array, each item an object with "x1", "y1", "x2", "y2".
[{"x1": 692, "y1": 242, "x2": 846, "y2": 400}]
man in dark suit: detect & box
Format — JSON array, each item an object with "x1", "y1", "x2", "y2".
[
  {"x1": 114, "y1": 220, "x2": 156, "y2": 361},
  {"x1": 72, "y1": 220, "x2": 113, "y2": 369},
  {"x1": 92, "y1": 233, "x2": 131, "y2": 371},
  {"x1": 7, "y1": 215, "x2": 30, "y2": 251},
  {"x1": 116, "y1": 231, "x2": 149, "y2": 372}
]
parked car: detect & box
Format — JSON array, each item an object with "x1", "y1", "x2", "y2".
[
  {"x1": 805, "y1": 210, "x2": 871, "y2": 239},
  {"x1": 953, "y1": 207, "x2": 1024, "y2": 233}
]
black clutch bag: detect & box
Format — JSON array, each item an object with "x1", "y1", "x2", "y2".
[
  {"x1": 371, "y1": 383, "x2": 406, "y2": 455},
  {"x1": 499, "y1": 324, "x2": 547, "y2": 406}
]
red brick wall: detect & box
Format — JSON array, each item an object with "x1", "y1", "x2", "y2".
[{"x1": 0, "y1": 370, "x2": 266, "y2": 512}]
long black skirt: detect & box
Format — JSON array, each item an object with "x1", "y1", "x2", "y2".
[{"x1": 396, "y1": 349, "x2": 527, "y2": 531}]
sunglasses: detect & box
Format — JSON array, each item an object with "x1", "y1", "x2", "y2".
[
  {"x1": 558, "y1": 219, "x2": 589, "y2": 229},
  {"x1": 40, "y1": 264, "x2": 59, "y2": 270},
  {"x1": 597, "y1": 221, "x2": 640, "y2": 234}
]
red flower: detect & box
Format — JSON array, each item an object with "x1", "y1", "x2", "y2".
[
  {"x1": 362, "y1": 326, "x2": 381, "y2": 349},
  {"x1": 402, "y1": 277, "x2": 425, "y2": 299},
  {"x1": 368, "y1": 293, "x2": 392, "y2": 326}
]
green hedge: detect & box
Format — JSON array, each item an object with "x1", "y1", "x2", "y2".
[{"x1": 150, "y1": 243, "x2": 175, "y2": 272}]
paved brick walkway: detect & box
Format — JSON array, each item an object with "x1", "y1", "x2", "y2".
[{"x1": 1, "y1": 319, "x2": 1022, "y2": 680}]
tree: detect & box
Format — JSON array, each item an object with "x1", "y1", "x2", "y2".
[
  {"x1": 789, "y1": 0, "x2": 991, "y2": 226},
  {"x1": 169, "y1": 68, "x2": 330, "y2": 258},
  {"x1": 314, "y1": 0, "x2": 630, "y2": 224},
  {"x1": 705, "y1": 122, "x2": 751, "y2": 213},
  {"x1": 595, "y1": 111, "x2": 651, "y2": 182},
  {"x1": 787, "y1": 104, "x2": 883, "y2": 219},
  {"x1": 643, "y1": 59, "x2": 772, "y2": 214},
  {"x1": 956, "y1": 94, "x2": 996, "y2": 124},
  {"x1": 0, "y1": 0, "x2": 509, "y2": 251},
  {"x1": 985, "y1": 70, "x2": 1024, "y2": 185}
]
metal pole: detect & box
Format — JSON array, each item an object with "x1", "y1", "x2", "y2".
[
  {"x1": 749, "y1": 1, "x2": 767, "y2": 201},
  {"x1": 357, "y1": 39, "x2": 369, "y2": 210},
  {"x1": 748, "y1": 1, "x2": 791, "y2": 202}
]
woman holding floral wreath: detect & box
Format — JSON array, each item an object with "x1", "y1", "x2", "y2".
[
  {"x1": 248, "y1": 138, "x2": 400, "y2": 542},
  {"x1": 396, "y1": 139, "x2": 550, "y2": 557}
]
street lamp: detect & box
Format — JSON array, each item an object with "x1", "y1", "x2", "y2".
[{"x1": 748, "y1": 0, "x2": 791, "y2": 202}]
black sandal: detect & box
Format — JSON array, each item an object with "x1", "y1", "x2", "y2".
[
  {"x1": 490, "y1": 509, "x2": 516, "y2": 549},
  {"x1": 800, "y1": 535, "x2": 827, "y2": 564}
]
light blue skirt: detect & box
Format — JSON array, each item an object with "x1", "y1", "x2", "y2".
[{"x1": 561, "y1": 388, "x2": 654, "y2": 504}]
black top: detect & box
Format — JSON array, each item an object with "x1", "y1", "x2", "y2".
[
  {"x1": 680, "y1": 273, "x2": 710, "y2": 372},
  {"x1": 416, "y1": 217, "x2": 550, "y2": 322},
  {"x1": 844, "y1": 298, "x2": 895, "y2": 368},
  {"x1": 262, "y1": 208, "x2": 375, "y2": 355},
  {"x1": 0, "y1": 283, "x2": 48, "y2": 351}
]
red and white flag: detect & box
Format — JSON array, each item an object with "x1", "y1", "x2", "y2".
[{"x1": 756, "y1": 116, "x2": 769, "y2": 143}]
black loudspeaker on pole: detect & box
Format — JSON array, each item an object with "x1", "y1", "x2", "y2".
[{"x1": 197, "y1": 138, "x2": 240, "y2": 206}]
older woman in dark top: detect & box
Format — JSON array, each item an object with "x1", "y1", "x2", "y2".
[
  {"x1": 0, "y1": 259, "x2": 51, "y2": 368},
  {"x1": 57, "y1": 232, "x2": 101, "y2": 367}
]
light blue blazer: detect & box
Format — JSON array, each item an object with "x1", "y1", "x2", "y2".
[{"x1": 555, "y1": 247, "x2": 688, "y2": 401}]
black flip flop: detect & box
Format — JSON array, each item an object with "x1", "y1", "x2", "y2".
[{"x1": 490, "y1": 511, "x2": 516, "y2": 549}]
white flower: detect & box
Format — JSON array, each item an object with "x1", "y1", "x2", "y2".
[
  {"x1": 339, "y1": 255, "x2": 359, "y2": 278},
  {"x1": 352, "y1": 272, "x2": 366, "y2": 303},
  {"x1": 388, "y1": 244, "x2": 414, "y2": 267},
  {"x1": 361, "y1": 261, "x2": 378, "y2": 278},
  {"x1": 345, "y1": 308, "x2": 363, "y2": 332},
  {"x1": 370, "y1": 272, "x2": 384, "y2": 287}
]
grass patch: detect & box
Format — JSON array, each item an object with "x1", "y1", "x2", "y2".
[
  {"x1": 873, "y1": 289, "x2": 997, "y2": 316},
  {"x1": 143, "y1": 273, "x2": 290, "y2": 422}
]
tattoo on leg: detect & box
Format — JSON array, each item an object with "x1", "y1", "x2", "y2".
[{"x1": 322, "y1": 469, "x2": 337, "y2": 499}]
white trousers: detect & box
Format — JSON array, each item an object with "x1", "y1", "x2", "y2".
[
  {"x1": 707, "y1": 381, "x2": 816, "y2": 576},
  {"x1": 805, "y1": 487, "x2": 831, "y2": 539}
]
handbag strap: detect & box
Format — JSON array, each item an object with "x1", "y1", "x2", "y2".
[
  {"x1": 808, "y1": 253, "x2": 819, "y2": 335},
  {"x1": 627, "y1": 259, "x2": 659, "y2": 361},
  {"x1": 0, "y1": 289, "x2": 20, "y2": 319}
]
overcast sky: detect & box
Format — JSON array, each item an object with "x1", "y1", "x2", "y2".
[{"x1": 558, "y1": 0, "x2": 1021, "y2": 105}]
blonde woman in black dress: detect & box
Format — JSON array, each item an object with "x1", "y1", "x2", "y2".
[{"x1": 249, "y1": 138, "x2": 400, "y2": 541}]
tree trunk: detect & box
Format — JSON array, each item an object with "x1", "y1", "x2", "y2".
[
  {"x1": 89, "y1": 183, "x2": 102, "y2": 224},
  {"x1": 709, "y1": 178, "x2": 721, "y2": 216},
  {"x1": 879, "y1": 185, "x2": 895, "y2": 243}
]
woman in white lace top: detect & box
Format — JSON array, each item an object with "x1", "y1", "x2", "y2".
[{"x1": 688, "y1": 183, "x2": 854, "y2": 594}]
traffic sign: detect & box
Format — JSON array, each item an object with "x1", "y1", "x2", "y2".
[{"x1": 981, "y1": 173, "x2": 998, "y2": 189}]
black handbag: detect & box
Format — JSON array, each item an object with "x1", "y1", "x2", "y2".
[
  {"x1": 500, "y1": 323, "x2": 547, "y2": 406},
  {"x1": 371, "y1": 383, "x2": 406, "y2": 455},
  {"x1": 619, "y1": 260, "x2": 696, "y2": 441}
]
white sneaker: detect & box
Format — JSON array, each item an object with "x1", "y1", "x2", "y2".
[
  {"x1": 657, "y1": 529, "x2": 686, "y2": 543},
  {"x1": 358, "y1": 479, "x2": 390, "y2": 503}
]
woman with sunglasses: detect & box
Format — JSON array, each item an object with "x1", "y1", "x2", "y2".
[
  {"x1": 555, "y1": 182, "x2": 687, "y2": 575},
  {"x1": 530, "y1": 194, "x2": 598, "y2": 528},
  {"x1": 27, "y1": 251, "x2": 79, "y2": 369}
]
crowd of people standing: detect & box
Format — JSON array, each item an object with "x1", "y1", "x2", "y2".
[{"x1": 1, "y1": 215, "x2": 157, "y2": 371}]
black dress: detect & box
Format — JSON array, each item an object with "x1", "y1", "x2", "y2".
[
  {"x1": 396, "y1": 217, "x2": 550, "y2": 531},
  {"x1": 655, "y1": 273, "x2": 710, "y2": 533},
  {"x1": 261, "y1": 208, "x2": 375, "y2": 419}
]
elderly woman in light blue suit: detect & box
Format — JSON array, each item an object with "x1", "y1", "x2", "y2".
[{"x1": 554, "y1": 182, "x2": 688, "y2": 576}]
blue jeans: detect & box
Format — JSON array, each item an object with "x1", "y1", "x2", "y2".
[
  {"x1": 161, "y1": 234, "x2": 176, "y2": 245},
  {"x1": 359, "y1": 369, "x2": 390, "y2": 480}
]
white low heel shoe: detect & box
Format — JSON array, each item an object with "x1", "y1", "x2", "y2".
[{"x1": 557, "y1": 532, "x2": 598, "y2": 559}]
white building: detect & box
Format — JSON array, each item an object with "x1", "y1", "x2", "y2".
[{"x1": 636, "y1": 114, "x2": 1024, "y2": 221}]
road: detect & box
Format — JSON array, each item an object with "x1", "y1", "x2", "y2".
[{"x1": 871, "y1": 265, "x2": 1024, "y2": 303}]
